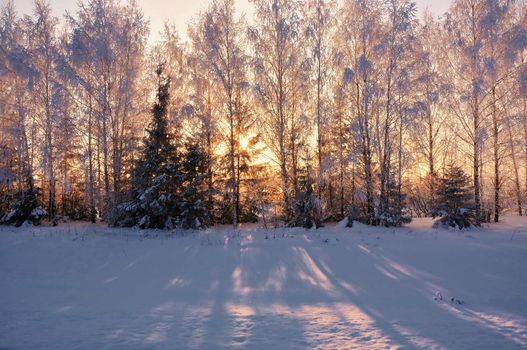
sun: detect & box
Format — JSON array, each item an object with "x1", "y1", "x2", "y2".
[{"x1": 240, "y1": 135, "x2": 250, "y2": 150}]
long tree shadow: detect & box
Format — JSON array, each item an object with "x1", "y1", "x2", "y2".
[
  {"x1": 305, "y1": 238, "x2": 527, "y2": 349},
  {"x1": 102, "y1": 227, "x2": 526, "y2": 349}
]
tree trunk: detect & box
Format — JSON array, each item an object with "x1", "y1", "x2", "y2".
[
  {"x1": 102, "y1": 81, "x2": 111, "y2": 220},
  {"x1": 398, "y1": 110, "x2": 404, "y2": 214},
  {"x1": 523, "y1": 96, "x2": 527, "y2": 209},
  {"x1": 338, "y1": 110, "x2": 345, "y2": 219},
  {"x1": 356, "y1": 78, "x2": 374, "y2": 221},
  {"x1": 427, "y1": 89, "x2": 435, "y2": 201},
  {"x1": 316, "y1": 34, "x2": 324, "y2": 203},
  {"x1": 88, "y1": 96, "x2": 96, "y2": 223},
  {"x1": 492, "y1": 88, "x2": 500, "y2": 223},
  {"x1": 380, "y1": 61, "x2": 394, "y2": 220},
  {"x1": 507, "y1": 118, "x2": 522, "y2": 216},
  {"x1": 473, "y1": 93, "x2": 481, "y2": 222},
  {"x1": 206, "y1": 86, "x2": 214, "y2": 219},
  {"x1": 45, "y1": 74, "x2": 56, "y2": 226}
]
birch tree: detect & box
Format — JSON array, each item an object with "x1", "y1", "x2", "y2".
[
  {"x1": 339, "y1": 0, "x2": 384, "y2": 223},
  {"x1": 304, "y1": 0, "x2": 337, "y2": 212},
  {"x1": 248, "y1": 0, "x2": 308, "y2": 222},
  {"x1": 65, "y1": 0, "x2": 148, "y2": 220},
  {"x1": 444, "y1": 0, "x2": 488, "y2": 222},
  {"x1": 412, "y1": 12, "x2": 446, "y2": 208},
  {"x1": 193, "y1": 0, "x2": 254, "y2": 226},
  {"x1": 24, "y1": 0, "x2": 60, "y2": 224}
]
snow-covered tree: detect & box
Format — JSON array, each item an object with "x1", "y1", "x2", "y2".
[
  {"x1": 375, "y1": 0, "x2": 418, "y2": 225},
  {"x1": 412, "y1": 12, "x2": 448, "y2": 205},
  {"x1": 112, "y1": 67, "x2": 181, "y2": 229},
  {"x1": 0, "y1": 146, "x2": 16, "y2": 220},
  {"x1": 338, "y1": 0, "x2": 383, "y2": 224},
  {"x1": 303, "y1": 0, "x2": 337, "y2": 210},
  {"x1": 0, "y1": 177, "x2": 46, "y2": 227},
  {"x1": 179, "y1": 141, "x2": 211, "y2": 230},
  {"x1": 64, "y1": 0, "x2": 148, "y2": 220},
  {"x1": 23, "y1": 0, "x2": 60, "y2": 225},
  {"x1": 191, "y1": 0, "x2": 256, "y2": 227},
  {"x1": 1, "y1": 0, "x2": 527, "y2": 229},
  {"x1": 248, "y1": 0, "x2": 311, "y2": 224},
  {"x1": 0, "y1": 1, "x2": 45, "y2": 226},
  {"x1": 327, "y1": 84, "x2": 352, "y2": 220},
  {"x1": 185, "y1": 35, "x2": 218, "y2": 223},
  {"x1": 443, "y1": 0, "x2": 489, "y2": 223},
  {"x1": 290, "y1": 155, "x2": 322, "y2": 228},
  {"x1": 432, "y1": 166, "x2": 478, "y2": 229},
  {"x1": 377, "y1": 178, "x2": 412, "y2": 227}
]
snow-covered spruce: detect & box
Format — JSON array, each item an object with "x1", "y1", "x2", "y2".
[
  {"x1": 111, "y1": 67, "x2": 210, "y2": 230},
  {"x1": 0, "y1": 178, "x2": 47, "y2": 227},
  {"x1": 289, "y1": 167, "x2": 323, "y2": 229},
  {"x1": 431, "y1": 166, "x2": 479, "y2": 230}
]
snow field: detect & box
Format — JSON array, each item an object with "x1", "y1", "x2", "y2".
[{"x1": 1, "y1": 217, "x2": 527, "y2": 349}]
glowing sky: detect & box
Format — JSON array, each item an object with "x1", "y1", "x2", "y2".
[{"x1": 4, "y1": 0, "x2": 452, "y2": 43}]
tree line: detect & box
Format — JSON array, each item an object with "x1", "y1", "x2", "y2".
[{"x1": 1, "y1": 0, "x2": 526, "y2": 229}]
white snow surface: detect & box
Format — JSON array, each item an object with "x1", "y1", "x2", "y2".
[{"x1": 1, "y1": 217, "x2": 527, "y2": 349}]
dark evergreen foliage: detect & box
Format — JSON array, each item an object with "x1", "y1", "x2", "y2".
[
  {"x1": 61, "y1": 190, "x2": 90, "y2": 221},
  {"x1": 0, "y1": 178, "x2": 46, "y2": 227},
  {"x1": 376, "y1": 179, "x2": 412, "y2": 227},
  {"x1": 0, "y1": 168, "x2": 15, "y2": 220},
  {"x1": 431, "y1": 166, "x2": 479, "y2": 229},
  {"x1": 111, "y1": 66, "x2": 182, "y2": 229},
  {"x1": 215, "y1": 132, "x2": 262, "y2": 225},
  {"x1": 112, "y1": 66, "x2": 212, "y2": 230},
  {"x1": 179, "y1": 142, "x2": 211, "y2": 229},
  {"x1": 0, "y1": 146, "x2": 17, "y2": 223},
  {"x1": 290, "y1": 168, "x2": 322, "y2": 229}
]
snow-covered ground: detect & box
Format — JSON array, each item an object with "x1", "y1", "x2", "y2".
[{"x1": 1, "y1": 217, "x2": 527, "y2": 349}]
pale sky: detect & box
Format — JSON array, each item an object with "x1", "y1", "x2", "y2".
[{"x1": 5, "y1": 0, "x2": 451, "y2": 43}]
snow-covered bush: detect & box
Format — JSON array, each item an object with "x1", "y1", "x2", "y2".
[{"x1": 0, "y1": 186, "x2": 47, "y2": 227}]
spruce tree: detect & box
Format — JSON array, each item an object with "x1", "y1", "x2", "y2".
[
  {"x1": 112, "y1": 66, "x2": 181, "y2": 229},
  {"x1": 378, "y1": 179, "x2": 412, "y2": 227},
  {"x1": 431, "y1": 166, "x2": 478, "y2": 229},
  {"x1": 290, "y1": 162, "x2": 322, "y2": 229},
  {"x1": 216, "y1": 132, "x2": 262, "y2": 225},
  {"x1": 179, "y1": 141, "x2": 210, "y2": 229},
  {"x1": 0, "y1": 146, "x2": 15, "y2": 220},
  {"x1": 0, "y1": 176, "x2": 46, "y2": 227}
]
